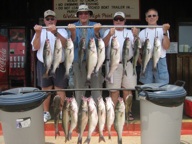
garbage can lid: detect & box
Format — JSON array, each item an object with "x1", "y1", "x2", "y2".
[
  {"x1": 0, "y1": 88, "x2": 47, "y2": 112},
  {"x1": 136, "y1": 83, "x2": 187, "y2": 107}
]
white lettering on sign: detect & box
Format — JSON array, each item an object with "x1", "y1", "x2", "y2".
[
  {"x1": 54, "y1": 0, "x2": 139, "y2": 20},
  {"x1": 0, "y1": 48, "x2": 6, "y2": 73}
]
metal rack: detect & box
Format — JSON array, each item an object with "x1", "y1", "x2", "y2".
[{"x1": 42, "y1": 25, "x2": 163, "y2": 29}]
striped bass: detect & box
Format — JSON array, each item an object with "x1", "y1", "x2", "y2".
[
  {"x1": 50, "y1": 38, "x2": 63, "y2": 77},
  {"x1": 153, "y1": 36, "x2": 161, "y2": 71},
  {"x1": 122, "y1": 37, "x2": 131, "y2": 76},
  {"x1": 94, "y1": 38, "x2": 105, "y2": 76},
  {"x1": 105, "y1": 36, "x2": 120, "y2": 82},
  {"x1": 141, "y1": 38, "x2": 152, "y2": 75},
  {"x1": 114, "y1": 97, "x2": 125, "y2": 144},
  {"x1": 132, "y1": 37, "x2": 141, "y2": 75},
  {"x1": 86, "y1": 38, "x2": 98, "y2": 85},
  {"x1": 84, "y1": 97, "x2": 98, "y2": 144},
  {"x1": 42, "y1": 39, "x2": 52, "y2": 78},
  {"x1": 64, "y1": 37, "x2": 74, "y2": 79}
]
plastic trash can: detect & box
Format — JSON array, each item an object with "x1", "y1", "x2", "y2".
[
  {"x1": 0, "y1": 87, "x2": 48, "y2": 144},
  {"x1": 135, "y1": 81, "x2": 187, "y2": 144}
]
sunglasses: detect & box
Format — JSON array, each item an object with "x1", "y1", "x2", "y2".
[
  {"x1": 113, "y1": 17, "x2": 125, "y2": 21},
  {"x1": 45, "y1": 18, "x2": 55, "y2": 21},
  {"x1": 79, "y1": 12, "x2": 89, "y2": 15},
  {"x1": 147, "y1": 15, "x2": 157, "y2": 18}
]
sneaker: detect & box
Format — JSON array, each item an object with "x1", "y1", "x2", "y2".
[
  {"x1": 128, "y1": 112, "x2": 134, "y2": 121},
  {"x1": 59, "y1": 111, "x2": 62, "y2": 120},
  {"x1": 44, "y1": 111, "x2": 51, "y2": 123}
]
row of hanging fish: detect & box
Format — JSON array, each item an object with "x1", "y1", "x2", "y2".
[
  {"x1": 42, "y1": 37, "x2": 74, "y2": 79},
  {"x1": 140, "y1": 36, "x2": 162, "y2": 75},
  {"x1": 53, "y1": 95, "x2": 125, "y2": 144},
  {"x1": 42, "y1": 35, "x2": 162, "y2": 82}
]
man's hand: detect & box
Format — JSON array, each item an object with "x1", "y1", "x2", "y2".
[{"x1": 163, "y1": 23, "x2": 170, "y2": 32}]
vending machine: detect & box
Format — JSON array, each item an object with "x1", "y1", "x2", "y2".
[
  {"x1": 0, "y1": 29, "x2": 9, "y2": 90},
  {"x1": 0, "y1": 26, "x2": 33, "y2": 90},
  {"x1": 8, "y1": 28, "x2": 27, "y2": 88}
]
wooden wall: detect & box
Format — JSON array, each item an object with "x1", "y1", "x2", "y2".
[{"x1": 167, "y1": 54, "x2": 192, "y2": 96}]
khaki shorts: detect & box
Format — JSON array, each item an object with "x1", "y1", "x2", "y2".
[{"x1": 106, "y1": 62, "x2": 137, "y2": 92}]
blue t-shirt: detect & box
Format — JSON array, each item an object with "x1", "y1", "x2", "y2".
[{"x1": 68, "y1": 21, "x2": 104, "y2": 62}]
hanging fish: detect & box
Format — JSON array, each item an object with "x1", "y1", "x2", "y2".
[
  {"x1": 42, "y1": 38, "x2": 53, "y2": 78},
  {"x1": 132, "y1": 37, "x2": 141, "y2": 75},
  {"x1": 153, "y1": 36, "x2": 161, "y2": 71}
]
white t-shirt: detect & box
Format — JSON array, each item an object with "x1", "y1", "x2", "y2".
[
  {"x1": 103, "y1": 28, "x2": 135, "y2": 61},
  {"x1": 139, "y1": 27, "x2": 169, "y2": 58},
  {"x1": 31, "y1": 28, "x2": 68, "y2": 63}
]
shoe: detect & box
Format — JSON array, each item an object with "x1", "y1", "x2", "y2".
[
  {"x1": 44, "y1": 111, "x2": 51, "y2": 123},
  {"x1": 59, "y1": 111, "x2": 62, "y2": 120},
  {"x1": 128, "y1": 112, "x2": 134, "y2": 121}
]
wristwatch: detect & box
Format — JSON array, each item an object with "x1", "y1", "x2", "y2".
[{"x1": 163, "y1": 32, "x2": 168, "y2": 36}]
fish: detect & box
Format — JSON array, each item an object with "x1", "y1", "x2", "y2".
[
  {"x1": 42, "y1": 38, "x2": 53, "y2": 78},
  {"x1": 105, "y1": 36, "x2": 120, "y2": 82},
  {"x1": 132, "y1": 37, "x2": 141, "y2": 75},
  {"x1": 61, "y1": 97, "x2": 70, "y2": 142},
  {"x1": 153, "y1": 36, "x2": 161, "y2": 71},
  {"x1": 50, "y1": 38, "x2": 63, "y2": 77},
  {"x1": 78, "y1": 38, "x2": 86, "y2": 71},
  {"x1": 97, "y1": 96, "x2": 106, "y2": 143},
  {"x1": 94, "y1": 38, "x2": 105, "y2": 76},
  {"x1": 64, "y1": 37, "x2": 74, "y2": 79},
  {"x1": 68, "y1": 97, "x2": 78, "y2": 141},
  {"x1": 141, "y1": 38, "x2": 152, "y2": 75},
  {"x1": 77, "y1": 96, "x2": 89, "y2": 144},
  {"x1": 105, "y1": 96, "x2": 115, "y2": 139},
  {"x1": 84, "y1": 97, "x2": 98, "y2": 144},
  {"x1": 114, "y1": 97, "x2": 125, "y2": 144},
  {"x1": 122, "y1": 37, "x2": 131, "y2": 76},
  {"x1": 86, "y1": 38, "x2": 98, "y2": 85},
  {"x1": 53, "y1": 95, "x2": 61, "y2": 139}
]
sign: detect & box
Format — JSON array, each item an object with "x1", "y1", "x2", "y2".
[
  {"x1": 166, "y1": 42, "x2": 178, "y2": 54},
  {"x1": 53, "y1": 0, "x2": 140, "y2": 20}
]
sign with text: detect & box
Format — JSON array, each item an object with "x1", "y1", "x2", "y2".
[{"x1": 54, "y1": 0, "x2": 140, "y2": 20}]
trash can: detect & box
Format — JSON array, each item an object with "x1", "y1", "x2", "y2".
[
  {"x1": 0, "y1": 87, "x2": 48, "y2": 144},
  {"x1": 135, "y1": 81, "x2": 187, "y2": 144}
]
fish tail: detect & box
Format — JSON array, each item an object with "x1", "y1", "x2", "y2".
[
  {"x1": 84, "y1": 138, "x2": 91, "y2": 144},
  {"x1": 77, "y1": 136, "x2": 82, "y2": 144},
  {"x1": 105, "y1": 76, "x2": 111, "y2": 82},
  {"x1": 99, "y1": 135, "x2": 106, "y2": 142},
  {"x1": 85, "y1": 79, "x2": 91, "y2": 86},
  {"x1": 42, "y1": 72, "x2": 49, "y2": 79}
]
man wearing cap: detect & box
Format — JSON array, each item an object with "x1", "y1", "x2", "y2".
[
  {"x1": 103, "y1": 11, "x2": 138, "y2": 121},
  {"x1": 31, "y1": 9, "x2": 69, "y2": 122},
  {"x1": 67, "y1": 4, "x2": 104, "y2": 108}
]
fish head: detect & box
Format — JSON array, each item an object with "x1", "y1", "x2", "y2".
[{"x1": 111, "y1": 36, "x2": 120, "y2": 50}]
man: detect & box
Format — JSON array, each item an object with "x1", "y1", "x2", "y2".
[
  {"x1": 31, "y1": 10, "x2": 68, "y2": 122},
  {"x1": 68, "y1": 4, "x2": 104, "y2": 108},
  {"x1": 139, "y1": 8, "x2": 170, "y2": 84},
  {"x1": 103, "y1": 11, "x2": 138, "y2": 121}
]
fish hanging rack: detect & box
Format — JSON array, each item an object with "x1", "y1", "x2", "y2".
[
  {"x1": 42, "y1": 25, "x2": 163, "y2": 29},
  {"x1": 20, "y1": 87, "x2": 166, "y2": 94}
]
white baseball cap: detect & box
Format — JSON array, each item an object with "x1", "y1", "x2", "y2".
[
  {"x1": 44, "y1": 10, "x2": 56, "y2": 18},
  {"x1": 113, "y1": 11, "x2": 125, "y2": 18}
]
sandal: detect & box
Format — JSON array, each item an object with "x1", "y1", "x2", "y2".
[{"x1": 128, "y1": 112, "x2": 134, "y2": 121}]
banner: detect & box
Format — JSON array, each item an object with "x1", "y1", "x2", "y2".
[{"x1": 54, "y1": 0, "x2": 140, "y2": 20}]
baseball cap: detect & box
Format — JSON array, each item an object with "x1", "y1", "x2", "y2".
[
  {"x1": 76, "y1": 4, "x2": 93, "y2": 17},
  {"x1": 44, "y1": 10, "x2": 56, "y2": 18},
  {"x1": 113, "y1": 11, "x2": 125, "y2": 19}
]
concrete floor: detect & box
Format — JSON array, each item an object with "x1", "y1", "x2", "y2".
[{"x1": 0, "y1": 135, "x2": 192, "y2": 144}]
